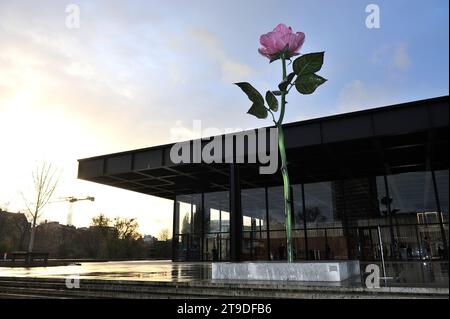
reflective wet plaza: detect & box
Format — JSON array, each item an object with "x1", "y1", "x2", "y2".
[
  {"x1": 0, "y1": 260, "x2": 211, "y2": 282},
  {"x1": 0, "y1": 260, "x2": 448, "y2": 287}
]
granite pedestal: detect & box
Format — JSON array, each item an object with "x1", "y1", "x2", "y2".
[{"x1": 212, "y1": 261, "x2": 360, "y2": 282}]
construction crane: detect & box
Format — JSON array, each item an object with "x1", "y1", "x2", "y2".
[{"x1": 50, "y1": 196, "x2": 95, "y2": 226}]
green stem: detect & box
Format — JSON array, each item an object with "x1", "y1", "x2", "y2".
[{"x1": 278, "y1": 54, "x2": 294, "y2": 263}]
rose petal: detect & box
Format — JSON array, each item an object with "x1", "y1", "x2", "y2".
[
  {"x1": 260, "y1": 33, "x2": 277, "y2": 50},
  {"x1": 258, "y1": 24, "x2": 306, "y2": 61},
  {"x1": 260, "y1": 31, "x2": 286, "y2": 54},
  {"x1": 273, "y1": 32, "x2": 289, "y2": 52},
  {"x1": 258, "y1": 47, "x2": 273, "y2": 59},
  {"x1": 273, "y1": 23, "x2": 292, "y2": 36},
  {"x1": 281, "y1": 32, "x2": 305, "y2": 54}
]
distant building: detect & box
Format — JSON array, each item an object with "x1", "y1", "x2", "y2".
[
  {"x1": 37, "y1": 221, "x2": 66, "y2": 231},
  {"x1": 143, "y1": 235, "x2": 158, "y2": 244},
  {"x1": 0, "y1": 210, "x2": 30, "y2": 254},
  {"x1": 0, "y1": 210, "x2": 30, "y2": 227}
]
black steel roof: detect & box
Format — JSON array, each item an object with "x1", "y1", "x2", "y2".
[{"x1": 78, "y1": 96, "x2": 449, "y2": 200}]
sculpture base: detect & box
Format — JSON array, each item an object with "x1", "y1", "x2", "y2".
[{"x1": 212, "y1": 261, "x2": 360, "y2": 282}]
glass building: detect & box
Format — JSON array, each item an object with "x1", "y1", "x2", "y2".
[{"x1": 78, "y1": 96, "x2": 449, "y2": 270}]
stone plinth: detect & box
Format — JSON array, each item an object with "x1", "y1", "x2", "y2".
[{"x1": 212, "y1": 261, "x2": 360, "y2": 282}]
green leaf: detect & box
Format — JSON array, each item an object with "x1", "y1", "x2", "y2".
[
  {"x1": 278, "y1": 72, "x2": 296, "y2": 92},
  {"x1": 234, "y1": 82, "x2": 264, "y2": 105},
  {"x1": 269, "y1": 56, "x2": 281, "y2": 64},
  {"x1": 293, "y1": 52, "x2": 325, "y2": 76},
  {"x1": 265, "y1": 91, "x2": 278, "y2": 112},
  {"x1": 247, "y1": 103, "x2": 268, "y2": 119},
  {"x1": 272, "y1": 91, "x2": 282, "y2": 96},
  {"x1": 295, "y1": 74, "x2": 327, "y2": 95}
]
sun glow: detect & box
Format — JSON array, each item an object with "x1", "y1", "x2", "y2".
[
  {"x1": 0, "y1": 87, "x2": 173, "y2": 237},
  {"x1": 5, "y1": 90, "x2": 35, "y2": 111}
]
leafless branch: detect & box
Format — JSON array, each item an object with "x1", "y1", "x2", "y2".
[{"x1": 22, "y1": 162, "x2": 60, "y2": 251}]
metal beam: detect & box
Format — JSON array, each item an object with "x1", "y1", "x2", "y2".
[{"x1": 229, "y1": 163, "x2": 242, "y2": 261}]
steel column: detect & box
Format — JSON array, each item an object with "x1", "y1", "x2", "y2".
[{"x1": 230, "y1": 163, "x2": 242, "y2": 261}]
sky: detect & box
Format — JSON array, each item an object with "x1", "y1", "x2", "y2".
[{"x1": 0, "y1": 0, "x2": 448, "y2": 237}]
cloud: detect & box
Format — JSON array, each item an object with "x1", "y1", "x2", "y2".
[
  {"x1": 168, "y1": 61, "x2": 187, "y2": 85},
  {"x1": 371, "y1": 43, "x2": 411, "y2": 71},
  {"x1": 169, "y1": 120, "x2": 200, "y2": 142},
  {"x1": 392, "y1": 44, "x2": 411, "y2": 71},
  {"x1": 337, "y1": 80, "x2": 395, "y2": 113},
  {"x1": 220, "y1": 60, "x2": 253, "y2": 82},
  {"x1": 189, "y1": 28, "x2": 253, "y2": 82}
]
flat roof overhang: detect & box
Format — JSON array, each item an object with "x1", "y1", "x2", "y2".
[{"x1": 78, "y1": 96, "x2": 449, "y2": 200}]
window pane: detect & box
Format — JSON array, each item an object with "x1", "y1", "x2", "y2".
[
  {"x1": 335, "y1": 178, "x2": 381, "y2": 227},
  {"x1": 241, "y1": 188, "x2": 268, "y2": 261},
  {"x1": 325, "y1": 227, "x2": 348, "y2": 260},
  {"x1": 267, "y1": 185, "x2": 305, "y2": 259},
  {"x1": 241, "y1": 188, "x2": 267, "y2": 231},
  {"x1": 375, "y1": 176, "x2": 390, "y2": 225},
  {"x1": 209, "y1": 209, "x2": 220, "y2": 232},
  {"x1": 435, "y1": 170, "x2": 449, "y2": 220},
  {"x1": 303, "y1": 182, "x2": 338, "y2": 228},
  {"x1": 267, "y1": 185, "x2": 305, "y2": 230},
  {"x1": 220, "y1": 233, "x2": 230, "y2": 260},
  {"x1": 269, "y1": 230, "x2": 287, "y2": 260},
  {"x1": 242, "y1": 231, "x2": 268, "y2": 260},
  {"x1": 306, "y1": 228, "x2": 326, "y2": 260},
  {"x1": 292, "y1": 185, "x2": 305, "y2": 229},
  {"x1": 178, "y1": 202, "x2": 191, "y2": 234},
  {"x1": 385, "y1": 171, "x2": 437, "y2": 219},
  {"x1": 204, "y1": 233, "x2": 230, "y2": 261},
  {"x1": 203, "y1": 191, "x2": 230, "y2": 261},
  {"x1": 221, "y1": 211, "x2": 230, "y2": 233},
  {"x1": 293, "y1": 229, "x2": 306, "y2": 260},
  {"x1": 174, "y1": 194, "x2": 202, "y2": 261},
  {"x1": 376, "y1": 172, "x2": 445, "y2": 261},
  {"x1": 267, "y1": 186, "x2": 285, "y2": 230},
  {"x1": 204, "y1": 191, "x2": 230, "y2": 233},
  {"x1": 175, "y1": 194, "x2": 202, "y2": 235}
]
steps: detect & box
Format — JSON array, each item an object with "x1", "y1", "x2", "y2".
[{"x1": 0, "y1": 277, "x2": 448, "y2": 299}]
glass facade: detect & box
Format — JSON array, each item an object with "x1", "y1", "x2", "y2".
[
  {"x1": 268, "y1": 186, "x2": 299, "y2": 260},
  {"x1": 173, "y1": 169, "x2": 449, "y2": 263},
  {"x1": 435, "y1": 170, "x2": 449, "y2": 218},
  {"x1": 173, "y1": 194, "x2": 202, "y2": 261},
  {"x1": 204, "y1": 191, "x2": 230, "y2": 261},
  {"x1": 384, "y1": 172, "x2": 437, "y2": 217},
  {"x1": 434, "y1": 170, "x2": 449, "y2": 246},
  {"x1": 241, "y1": 188, "x2": 267, "y2": 260},
  {"x1": 173, "y1": 191, "x2": 231, "y2": 261}
]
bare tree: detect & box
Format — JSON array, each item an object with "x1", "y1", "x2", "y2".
[
  {"x1": 158, "y1": 228, "x2": 169, "y2": 241},
  {"x1": 91, "y1": 213, "x2": 111, "y2": 228},
  {"x1": 22, "y1": 162, "x2": 59, "y2": 252},
  {"x1": 114, "y1": 217, "x2": 140, "y2": 240}
]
